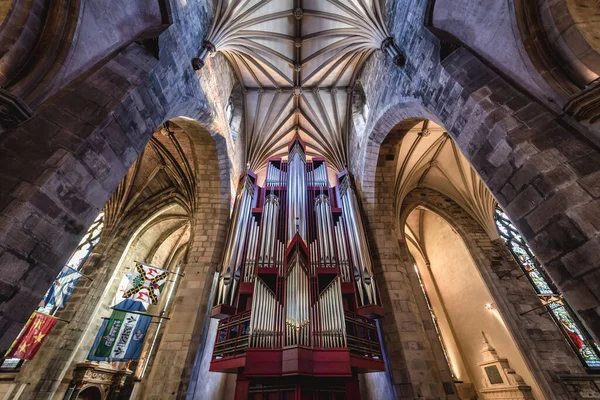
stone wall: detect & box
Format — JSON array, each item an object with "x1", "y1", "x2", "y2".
[
  {"x1": 351, "y1": 0, "x2": 600, "y2": 351},
  {"x1": 0, "y1": 0, "x2": 243, "y2": 356}
]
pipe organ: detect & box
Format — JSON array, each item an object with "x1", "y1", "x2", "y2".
[{"x1": 210, "y1": 137, "x2": 384, "y2": 400}]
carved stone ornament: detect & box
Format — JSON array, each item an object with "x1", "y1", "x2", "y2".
[
  {"x1": 478, "y1": 332, "x2": 534, "y2": 400},
  {"x1": 380, "y1": 37, "x2": 406, "y2": 67},
  {"x1": 70, "y1": 362, "x2": 133, "y2": 400},
  {"x1": 0, "y1": 88, "x2": 33, "y2": 129},
  {"x1": 564, "y1": 79, "x2": 600, "y2": 125}
]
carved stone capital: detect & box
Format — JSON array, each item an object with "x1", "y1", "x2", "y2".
[{"x1": 0, "y1": 88, "x2": 33, "y2": 129}]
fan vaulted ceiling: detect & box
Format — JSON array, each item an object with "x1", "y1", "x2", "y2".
[
  {"x1": 389, "y1": 121, "x2": 498, "y2": 238},
  {"x1": 199, "y1": 0, "x2": 398, "y2": 175}
]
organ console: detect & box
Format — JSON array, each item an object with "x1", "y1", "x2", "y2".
[{"x1": 210, "y1": 137, "x2": 385, "y2": 399}]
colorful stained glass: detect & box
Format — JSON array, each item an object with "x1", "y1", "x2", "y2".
[
  {"x1": 495, "y1": 207, "x2": 600, "y2": 369},
  {"x1": 1, "y1": 212, "x2": 106, "y2": 370},
  {"x1": 66, "y1": 212, "x2": 104, "y2": 270}
]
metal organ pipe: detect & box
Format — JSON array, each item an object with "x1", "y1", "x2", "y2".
[
  {"x1": 260, "y1": 193, "x2": 279, "y2": 266},
  {"x1": 250, "y1": 278, "x2": 277, "y2": 348},
  {"x1": 334, "y1": 222, "x2": 350, "y2": 282},
  {"x1": 313, "y1": 162, "x2": 327, "y2": 187},
  {"x1": 287, "y1": 142, "x2": 306, "y2": 242},
  {"x1": 315, "y1": 194, "x2": 336, "y2": 266},
  {"x1": 285, "y1": 256, "x2": 310, "y2": 346},
  {"x1": 340, "y1": 176, "x2": 378, "y2": 306},
  {"x1": 317, "y1": 278, "x2": 345, "y2": 348},
  {"x1": 244, "y1": 218, "x2": 259, "y2": 282},
  {"x1": 217, "y1": 176, "x2": 254, "y2": 306}
]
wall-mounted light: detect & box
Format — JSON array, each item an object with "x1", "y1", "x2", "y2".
[{"x1": 485, "y1": 303, "x2": 495, "y2": 310}]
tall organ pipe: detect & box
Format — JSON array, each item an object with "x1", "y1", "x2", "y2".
[
  {"x1": 260, "y1": 194, "x2": 279, "y2": 266},
  {"x1": 315, "y1": 194, "x2": 336, "y2": 265},
  {"x1": 340, "y1": 176, "x2": 378, "y2": 306},
  {"x1": 287, "y1": 142, "x2": 307, "y2": 242},
  {"x1": 324, "y1": 197, "x2": 335, "y2": 264},
  {"x1": 217, "y1": 176, "x2": 254, "y2": 305}
]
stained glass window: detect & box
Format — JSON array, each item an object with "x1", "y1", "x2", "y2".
[
  {"x1": 66, "y1": 212, "x2": 104, "y2": 271},
  {"x1": 413, "y1": 263, "x2": 457, "y2": 379},
  {"x1": 495, "y1": 207, "x2": 600, "y2": 369},
  {"x1": 1, "y1": 212, "x2": 105, "y2": 369}
]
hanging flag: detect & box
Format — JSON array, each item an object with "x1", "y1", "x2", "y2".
[
  {"x1": 4, "y1": 312, "x2": 57, "y2": 360},
  {"x1": 123, "y1": 262, "x2": 169, "y2": 305},
  {"x1": 87, "y1": 301, "x2": 151, "y2": 361},
  {"x1": 42, "y1": 266, "x2": 82, "y2": 308},
  {"x1": 114, "y1": 273, "x2": 132, "y2": 305}
]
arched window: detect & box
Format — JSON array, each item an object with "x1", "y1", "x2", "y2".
[
  {"x1": 225, "y1": 98, "x2": 234, "y2": 126},
  {"x1": 0, "y1": 212, "x2": 105, "y2": 370},
  {"x1": 494, "y1": 207, "x2": 600, "y2": 369},
  {"x1": 66, "y1": 212, "x2": 104, "y2": 270}
]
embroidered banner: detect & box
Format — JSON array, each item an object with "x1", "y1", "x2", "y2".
[
  {"x1": 88, "y1": 306, "x2": 151, "y2": 361},
  {"x1": 42, "y1": 266, "x2": 82, "y2": 309},
  {"x1": 123, "y1": 262, "x2": 169, "y2": 305},
  {"x1": 5, "y1": 312, "x2": 57, "y2": 360}
]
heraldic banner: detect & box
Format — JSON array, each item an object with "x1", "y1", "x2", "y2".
[
  {"x1": 5, "y1": 312, "x2": 57, "y2": 360},
  {"x1": 42, "y1": 266, "x2": 82, "y2": 309},
  {"x1": 123, "y1": 262, "x2": 169, "y2": 305},
  {"x1": 88, "y1": 307, "x2": 151, "y2": 361}
]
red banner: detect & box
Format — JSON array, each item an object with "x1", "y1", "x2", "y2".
[{"x1": 4, "y1": 312, "x2": 57, "y2": 360}]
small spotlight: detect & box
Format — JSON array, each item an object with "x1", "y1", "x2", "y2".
[{"x1": 485, "y1": 303, "x2": 494, "y2": 310}]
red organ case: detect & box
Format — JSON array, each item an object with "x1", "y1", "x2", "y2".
[{"x1": 210, "y1": 137, "x2": 385, "y2": 400}]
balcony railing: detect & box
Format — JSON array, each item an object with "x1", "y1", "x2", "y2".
[
  {"x1": 213, "y1": 311, "x2": 251, "y2": 359},
  {"x1": 344, "y1": 312, "x2": 382, "y2": 360}
]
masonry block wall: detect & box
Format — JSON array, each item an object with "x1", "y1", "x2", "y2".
[
  {"x1": 350, "y1": 0, "x2": 600, "y2": 349},
  {"x1": 0, "y1": 0, "x2": 245, "y2": 354}
]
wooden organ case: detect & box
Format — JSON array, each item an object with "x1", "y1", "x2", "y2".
[{"x1": 210, "y1": 137, "x2": 385, "y2": 400}]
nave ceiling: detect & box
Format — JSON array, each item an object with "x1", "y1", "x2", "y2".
[
  {"x1": 199, "y1": 1, "x2": 497, "y2": 235},
  {"x1": 198, "y1": 0, "x2": 402, "y2": 177}
]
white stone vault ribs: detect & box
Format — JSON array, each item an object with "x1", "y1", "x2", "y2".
[{"x1": 193, "y1": 0, "x2": 404, "y2": 178}]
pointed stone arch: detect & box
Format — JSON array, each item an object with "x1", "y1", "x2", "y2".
[{"x1": 352, "y1": 48, "x2": 600, "y2": 346}]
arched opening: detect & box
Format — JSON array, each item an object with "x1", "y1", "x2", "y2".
[
  {"x1": 75, "y1": 386, "x2": 102, "y2": 400},
  {"x1": 404, "y1": 206, "x2": 540, "y2": 399},
  {"x1": 0, "y1": 117, "x2": 232, "y2": 399},
  {"x1": 366, "y1": 115, "x2": 591, "y2": 398}
]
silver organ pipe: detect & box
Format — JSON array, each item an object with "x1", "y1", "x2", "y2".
[
  {"x1": 216, "y1": 175, "x2": 255, "y2": 306},
  {"x1": 339, "y1": 176, "x2": 378, "y2": 306},
  {"x1": 313, "y1": 162, "x2": 328, "y2": 187},
  {"x1": 317, "y1": 278, "x2": 345, "y2": 347},
  {"x1": 287, "y1": 142, "x2": 307, "y2": 242},
  {"x1": 250, "y1": 278, "x2": 277, "y2": 348},
  {"x1": 335, "y1": 220, "x2": 351, "y2": 282},
  {"x1": 244, "y1": 217, "x2": 259, "y2": 282},
  {"x1": 315, "y1": 194, "x2": 335, "y2": 266},
  {"x1": 259, "y1": 194, "x2": 279, "y2": 266},
  {"x1": 285, "y1": 254, "x2": 310, "y2": 346}
]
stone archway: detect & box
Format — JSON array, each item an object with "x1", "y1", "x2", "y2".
[
  {"x1": 352, "y1": 49, "x2": 600, "y2": 344},
  {"x1": 399, "y1": 187, "x2": 584, "y2": 399},
  {"x1": 4, "y1": 118, "x2": 232, "y2": 400}
]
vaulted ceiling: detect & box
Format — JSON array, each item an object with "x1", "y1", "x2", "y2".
[
  {"x1": 389, "y1": 121, "x2": 498, "y2": 238},
  {"x1": 199, "y1": 0, "x2": 399, "y2": 174}
]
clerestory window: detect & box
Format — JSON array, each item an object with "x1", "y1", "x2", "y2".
[{"x1": 494, "y1": 207, "x2": 600, "y2": 369}]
